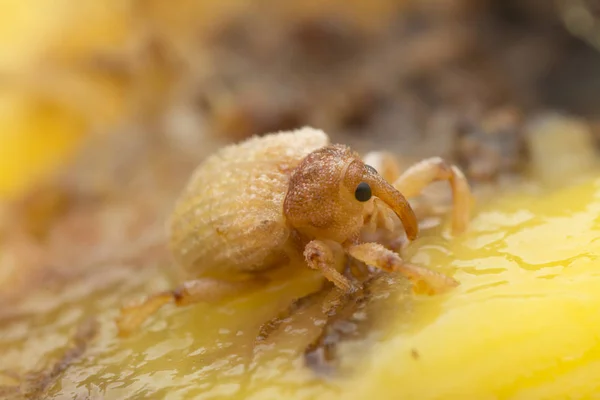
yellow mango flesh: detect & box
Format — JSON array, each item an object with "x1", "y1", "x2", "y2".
[
  {"x1": 350, "y1": 179, "x2": 600, "y2": 399},
  {"x1": 3, "y1": 174, "x2": 600, "y2": 399}
]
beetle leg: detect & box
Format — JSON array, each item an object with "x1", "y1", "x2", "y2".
[
  {"x1": 256, "y1": 243, "x2": 356, "y2": 343},
  {"x1": 346, "y1": 242, "x2": 458, "y2": 295},
  {"x1": 362, "y1": 153, "x2": 472, "y2": 235},
  {"x1": 304, "y1": 240, "x2": 358, "y2": 294},
  {"x1": 392, "y1": 157, "x2": 472, "y2": 235},
  {"x1": 116, "y1": 278, "x2": 266, "y2": 337},
  {"x1": 116, "y1": 291, "x2": 172, "y2": 337}
]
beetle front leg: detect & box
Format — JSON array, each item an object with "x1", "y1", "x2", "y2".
[
  {"x1": 346, "y1": 242, "x2": 458, "y2": 295},
  {"x1": 393, "y1": 157, "x2": 472, "y2": 235},
  {"x1": 256, "y1": 241, "x2": 354, "y2": 343},
  {"x1": 116, "y1": 278, "x2": 266, "y2": 337},
  {"x1": 304, "y1": 240, "x2": 357, "y2": 294}
]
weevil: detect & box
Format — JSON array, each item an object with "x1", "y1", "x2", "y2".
[{"x1": 116, "y1": 127, "x2": 472, "y2": 336}]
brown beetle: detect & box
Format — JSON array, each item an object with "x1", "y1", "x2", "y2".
[{"x1": 116, "y1": 127, "x2": 472, "y2": 336}]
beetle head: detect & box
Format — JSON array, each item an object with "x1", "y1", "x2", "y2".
[{"x1": 283, "y1": 144, "x2": 418, "y2": 243}]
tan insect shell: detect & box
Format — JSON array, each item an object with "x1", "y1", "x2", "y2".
[{"x1": 168, "y1": 127, "x2": 330, "y2": 279}]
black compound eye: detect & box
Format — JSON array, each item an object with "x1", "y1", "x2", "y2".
[{"x1": 354, "y1": 182, "x2": 372, "y2": 202}]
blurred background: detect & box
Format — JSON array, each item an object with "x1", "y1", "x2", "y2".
[{"x1": 2, "y1": 0, "x2": 600, "y2": 201}]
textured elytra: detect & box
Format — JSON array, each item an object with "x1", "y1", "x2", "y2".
[{"x1": 168, "y1": 127, "x2": 329, "y2": 279}]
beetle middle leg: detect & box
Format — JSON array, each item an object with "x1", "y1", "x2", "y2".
[
  {"x1": 116, "y1": 277, "x2": 266, "y2": 337},
  {"x1": 346, "y1": 242, "x2": 458, "y2": 295}
]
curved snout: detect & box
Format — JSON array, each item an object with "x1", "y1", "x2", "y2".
[{"x1": 365, "y1": 173, "x2": 419, "y2": 241}]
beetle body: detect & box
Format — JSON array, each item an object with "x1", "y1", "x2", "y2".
[
  {"x1": 117, "y1": 126, "x2": 472, "y2": 337},
  {"x1": 168, "y1": 127, "x2": 329, "y2": 280}
]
